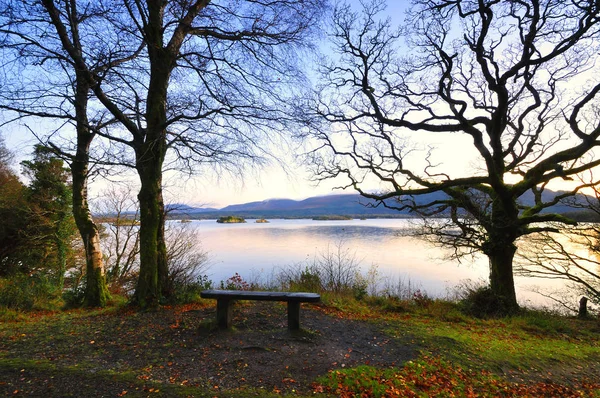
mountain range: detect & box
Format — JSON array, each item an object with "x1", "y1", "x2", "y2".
[{"x1": 167, "y1": 190, "x2": 592, "y2": 219}]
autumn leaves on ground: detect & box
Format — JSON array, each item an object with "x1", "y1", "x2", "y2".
[{"x1": 1, "y1": 295, "x2": 599, "y2": 397}]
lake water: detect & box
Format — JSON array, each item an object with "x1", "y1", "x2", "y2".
[{"x1": 182, "y1": 218, "x2": 575, "y2": 307}]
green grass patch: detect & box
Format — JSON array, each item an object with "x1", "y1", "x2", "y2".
[{"x1": 314, "y1": 355, "x2": 600, "y2": 397}]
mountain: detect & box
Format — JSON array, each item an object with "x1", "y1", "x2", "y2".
[
  {"x1": 220, "y1": 198, "x2": 301, "y2": 212},
  {"x1": 167, "y1": 190, "x2": 594, "y2": 219},
  {"x1": 166, "y1": 203, "x2": 219, "y2": 214},
  {"x1": 219, "y1": 194, "x2": 409, "y2": 217}
]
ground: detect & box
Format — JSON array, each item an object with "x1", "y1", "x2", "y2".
[
  {"x1": 1, "y1": 299, "x2": 599, "y2": 397},
  {"x1": 0, "y1": 301, "x2": 416, "y2": 396}
]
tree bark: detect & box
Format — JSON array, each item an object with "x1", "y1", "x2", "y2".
[
  {"x1": 134, "y1": 142, "x2": 165, "y2": 308},
  {"x1": 132, "y1": 0, "x2": 174, "y2": 307},
  {"x1": 157, "y1": 200, "x2": 170, "y2": 298},
  {"x1": 487, "y1": 242, "x2": 518, "y2": 309},
  {"x1": 72, "y1": 74, "x2": 110, "y2": 308},
  {"x1": 482, "y1": 192, "x2": 520, "y2": 312},
  {"x1": 72, "y1": 160, "x2": 110, "y2": 308}
]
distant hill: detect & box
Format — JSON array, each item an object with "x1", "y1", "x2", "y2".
[
  {"x1": 166, "y1": 203, "x2": 219, "y2": 214},
  {"x1": 166, "y1": 190, "x2": 594, "y2": 219}
]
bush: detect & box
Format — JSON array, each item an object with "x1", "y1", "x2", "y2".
[
  {"x1": 62, "y1": 284, "x2": 86, "y2": 308},
  {"x1": 460, "y1": 285, "x2": 517, "y2": 318},
  {"x1": 169, "y1": 274, "x2": 213, "y2": 304},
  {"x1": 412, "y1": 289, "x2": 433, "y2": 308},
  {"x1": 220, "y1": 273, "x2": 253, "y2": 291},
  {"x1": 288, "y1": 267, "x2": 322, "y2": 292},
  {"x1": 0, "y1": 274, "x2": 59, "y2": 311},
  {"x1": 277, "y1": 241, "x2": 380, "y2": 299}
]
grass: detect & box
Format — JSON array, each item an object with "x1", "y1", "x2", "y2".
[
  {"x1": 310, "y1": 294, "x2": 600, "y2": 396},
  {"x1": 1, "y1": 294, "x2": 599, "y2": 397}
]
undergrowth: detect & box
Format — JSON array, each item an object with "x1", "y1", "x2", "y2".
[{"x1": 314, "y1": 355, "x2": 600, "y2": 397}]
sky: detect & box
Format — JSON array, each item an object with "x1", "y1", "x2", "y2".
[
  {"x1": 0, "y1": 0, "x2": 413, "y2": 209},
  {"x1": 1, "y1": 1, "x2": 592, "y2": 209}
]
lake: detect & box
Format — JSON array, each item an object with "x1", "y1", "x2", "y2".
[{"x1": 182, "y1": 218, "x2": 576, "y2": 307}]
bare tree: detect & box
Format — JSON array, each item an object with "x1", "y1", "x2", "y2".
[
  {"x1": 311, "y1": 0, "x2": 600, "y2": 312},
  {"x1": 515, "y1": 181, "x2": 600, "y2": 312},
  {"x1": 0, "y1": 136, "x2": 12, "y2": 172},
  {"x1": 94, "y1": 186, "x2": 141, "y2": 292},
  {"x1": 0, "y1": 0, "x2": 141, "y2": 306},
  {"x1": 94, "y1": 186, "x2": 209, "y2": 296},
  {"x1": 50, "y1": 0, "x2": 326, "y2": 308},
  {"x1": 2, "y1": 0, "x2": 326, "y2": 308}
]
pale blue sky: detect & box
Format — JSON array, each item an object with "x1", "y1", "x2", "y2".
[
  {"x1": 2, "y1": 1, "x2": 585, "y2": 209},
  {"x1": 2, "y1": 1, "x2": 413, "y2": 209}
]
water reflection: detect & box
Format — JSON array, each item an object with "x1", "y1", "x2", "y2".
[
  {"x1": 187, "y1": 219, "x2": 487, "y2": 294},
  {"x1": 180, "y1": 219, "x2": 574, "y2": 306}
]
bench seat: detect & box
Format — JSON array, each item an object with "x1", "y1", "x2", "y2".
[{"x1": 201, "y1": 290, "x2": 320, "y2": 330}]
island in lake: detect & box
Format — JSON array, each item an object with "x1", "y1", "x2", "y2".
[
  {"x1": 255, "y1": 218, "x2": 269, "y2": 223},
  {"x1": 312, "y1": 215, "x2": 353, "y2": 221},
  {"x1": 217, "y1": 216, "x2": 246, "y2": 223}
]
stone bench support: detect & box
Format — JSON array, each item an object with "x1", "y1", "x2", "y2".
[{"x1": 200, "y1": 290, "x2": 321, "y2": 330}]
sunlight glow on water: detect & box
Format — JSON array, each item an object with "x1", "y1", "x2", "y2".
[{"x1": 181, "y1": 219, "x2": 576, "y2": 307}]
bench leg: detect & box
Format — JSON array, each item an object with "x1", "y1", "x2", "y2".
[
  {"x1": 287, "y1": 301, "x2": 300, "y2": 330},
  {"x1": 216, "y1": 299, "x2": 232, "y2": 329}
]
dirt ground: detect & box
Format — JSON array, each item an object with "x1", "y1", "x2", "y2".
[{"x1": 0, "y1": 301, "x2": 418, "y2": 396}]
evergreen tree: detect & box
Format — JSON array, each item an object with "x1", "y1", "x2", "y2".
[{"x1": 21, "y1": 145, "x2": 77, "y2": 289}]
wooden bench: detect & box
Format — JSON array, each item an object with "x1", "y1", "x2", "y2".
[{"x1": 200, "y1": 290, "x2": 320, "y2": 330}]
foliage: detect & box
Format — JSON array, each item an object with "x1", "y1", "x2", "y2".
[
  {"x1": 314, "y1": 355, "x2": 600, "y2": 397},
  {"x1": 460, "y1": 285, "x2": 519, "y2": 319},
  {"x1": 62, "y1": 283, "x2": 87, "y2": 309},
  {"x1": 216, "y1": 216, "x2": 246, "y2": 224},
  {"x1": 169, "y1": 275, "x2": 213, "y2": 304},
  {"x1": 0, "y1": 274, "x2": 60, "y2": 311},
  {"x1": 220, "y1": 273, "x2": 253, "y2": 291},
  {"x1": 287, "y1": 267, "x2": 322, "y2": 292},
  {"x1": 311, "y1": 0, "x2": 600, "y2": 312},
  {"x1": 21, "y1": 146, "x2": 77, "y2": 289},
  {"x1": 0, "y1": 161, "x2": 30, "y2": 275},
  {"x1": 0, "y1": 144, "x2": 77, "y2": 298},
  {"x1": 277, "y1": 241, "x2": 377, "y2": 299}
]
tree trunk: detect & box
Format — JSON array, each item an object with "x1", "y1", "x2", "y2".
[
  {"x1": 133, "y1": 138, "x2": 166, "y2": 308},
  {"x1": 157, "y1": 199, "x2": 170, "y2": 298},
  {"x1": 486, "y1": 241, "x2": 519, "y2": 312},
  {"x1": 72, "y1": 74, "x2": 110, "y2": 308},
  {"x1": 482, "y1": 191, "x2": 520, "y2": 313},
  {"x1": 72, "y1": 166, "x2": 110, "y2": 307}
]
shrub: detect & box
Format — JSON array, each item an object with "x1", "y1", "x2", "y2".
[
  {"x1": 460, "y1": 285, "x2": 517, "y2": 318},
  {"x1": 220, "y1": 273, "x2": 252, "y2": 290},
  {"x1": 170, "y1": 274, "x2": 213, "y2": 304},
  {"x1": 0, "y1": 274, "x2": 59, "y2": 311},
  {"x1": 352, "y1": 275, "x2": 369, "y2": 300},
  {"x1": 412, "y1": 289, "x2": 433, "y2": 308},
  {"x1": 380, "y1": 275, "x2": 422, "y2": 301},
  {"x1": 292, "y1": 267, "x2": 322, "y2": 292},
  {"x1": 62, "y1": 283, "x2": 86, "y2": 308}
]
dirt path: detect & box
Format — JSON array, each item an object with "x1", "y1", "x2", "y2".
[{"x1": 0, "y1": 302, "x2": 418, "y2": 396}]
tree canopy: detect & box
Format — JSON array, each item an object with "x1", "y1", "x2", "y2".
[
  {"x1": 1, "y1": 0, "x2": 328, "y2": 308},
  {"x1": 311, "y1": 0, "x2": 600, "y2": 311}
]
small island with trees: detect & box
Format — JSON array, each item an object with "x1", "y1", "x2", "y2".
[
  {"x1": 255, "y1": 218, "x2": 269, "y2": 223},
  {"x1": 312, "y1": 215, "x2": 353, "y2": 221},
  {"x1": 216, "y1": 216, "x2": 246, "y2": 224}
]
